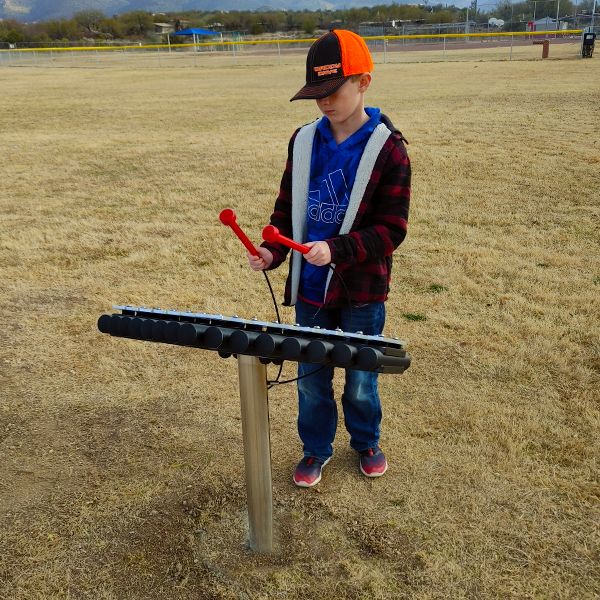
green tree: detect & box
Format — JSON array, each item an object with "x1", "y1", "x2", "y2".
[
  {"x1": 101, "y1": 17, "x2": 125, "y2": 39},
  {"x1": 425, "y1": 8, "x2": 455, "y2": 23},
  {"x1": 74, "y1": 10, "x2": 105, "y2": 34},
  {"x1": 120, "y1": 11, "x2": 154, "y2": 36},
  {"x1": 0, "y1": 19, "x2": 24, "y2": 43},
  {"x1": 263, "y1": 13, "x2": 284, "y2": 32},
  {"x1": 302, "y1": 15, "x2": 318, "y2": 35},
  {"x1": 46, "y1": 19, "x2": 79, "y2": 40},
  {"x1": 3, "y1": 29, "x2": 25, "y2": 44}
]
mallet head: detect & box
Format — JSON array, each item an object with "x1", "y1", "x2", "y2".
[
  {"x1": 262, "y1": 225, "x2": 279, "y2": 243},
  {"x1": 219, "y1": 208, "x2": 236, "y2": 226}
]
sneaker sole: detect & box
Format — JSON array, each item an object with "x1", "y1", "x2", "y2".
[
  {"x1": 360, "y1": 461, "x2": 388, "y2": 478},
  {"x1": 293, "y1": 457, "x2": 331, "y2": 487}
]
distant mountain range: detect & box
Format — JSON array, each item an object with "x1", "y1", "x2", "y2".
[{"x1": 1, "y1": 0, "x2": 471, "y2": 23}]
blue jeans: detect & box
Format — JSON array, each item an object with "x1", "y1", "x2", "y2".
[{"x1": 295, "y1": 299, "x2": 386, "y2": 461}]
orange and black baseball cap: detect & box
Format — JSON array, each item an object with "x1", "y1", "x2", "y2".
[{"x1": 290, "y1": 29, "x2": 374, "y2": 102}]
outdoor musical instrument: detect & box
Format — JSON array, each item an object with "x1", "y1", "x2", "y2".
[
  {"x1": 98, "y1": 306, "x2": 410, "y2": 374},
  {"x1": 97, "y1": 306, "x2": 410, "y2": 553},
  {"x1": 96, "y1": 209, "x2": 411, "y2": 553}
]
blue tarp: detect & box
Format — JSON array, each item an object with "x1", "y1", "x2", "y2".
[{"x1": 171, "y1": 28, "x2": 219, "y2": 36}]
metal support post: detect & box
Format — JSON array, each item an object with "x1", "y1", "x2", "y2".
[
  {"x1": 510, "y1": 1, "x2": 515, "y2": 60},
  {"x1": 237, "y1": 355, "x2": 273, "y2": 553}
]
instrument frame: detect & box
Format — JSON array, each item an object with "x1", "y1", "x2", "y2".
[{"x1": 113, "y1": 305, "x2": 406, "y2": 350}]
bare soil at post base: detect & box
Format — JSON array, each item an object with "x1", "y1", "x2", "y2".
[{"x1": 0, "y1": 55, "x2": 599, "y2": 600}]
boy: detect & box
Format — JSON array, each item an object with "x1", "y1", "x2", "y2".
[{"x1": 248, "y1": 30, "x2": 410, "y2": 487}]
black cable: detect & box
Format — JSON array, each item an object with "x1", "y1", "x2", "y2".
[
  {"x1": 329, "y1": 264, "x2": 353, "y2": 323},
  {"x1": 262, "y1": 270, "x2": 281, "y2": 325},
  {"x1": 268, "y1": 365, "x2": 328, "y2": 389},
  {"x1": 263, "y1": 270, "x2": 284, "y2": 385}
]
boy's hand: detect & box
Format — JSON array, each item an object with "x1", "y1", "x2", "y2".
[
  {"x1": 304, "y1": 241, "x2": 331, "y2": 266},
  {"x1": 247, "y1": 247, "x2": 273, "y2": 271}
]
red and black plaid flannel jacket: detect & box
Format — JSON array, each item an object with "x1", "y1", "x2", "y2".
[{"x1": 261, "y1": 114, "x2": 411, "y2": 308}]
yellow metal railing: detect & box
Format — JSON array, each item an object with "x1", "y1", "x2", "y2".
[{"x1": 0, "y1": 30, "x2": 584, "y2": 53}]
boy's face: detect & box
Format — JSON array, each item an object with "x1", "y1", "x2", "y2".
[{"x1": 315, "y1": 73, "x2": 371, "y2": 126}]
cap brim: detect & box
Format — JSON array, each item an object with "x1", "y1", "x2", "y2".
[{"x1": 290, "y1": 77, "x2": 348, "y2": 102}]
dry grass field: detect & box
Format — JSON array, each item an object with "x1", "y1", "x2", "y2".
[{"x1": 1, "y1": 54, "x2": 599, "y2": 600}]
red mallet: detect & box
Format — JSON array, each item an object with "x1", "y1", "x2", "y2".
[
  {"x1": 262, "y1": 225, "x2": 310, "y2": 255},
  {"x1": 219, "y1": 208, "x2": 259, "y2": 257}
]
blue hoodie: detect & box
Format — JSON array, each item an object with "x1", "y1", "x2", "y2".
[{"x1": 299, "y1": 106, "x2": 381, "y2": 304}]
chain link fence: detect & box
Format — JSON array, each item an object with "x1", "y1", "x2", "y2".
[{"x1": 0, "y1": 32, "x2": 585, "y2": 69}]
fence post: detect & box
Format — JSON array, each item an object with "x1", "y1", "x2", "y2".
[
  {"x1": 277, "y1": 41, "x2": 281, "y2": 65},
  {"x1": 443, "y1": 36, "x2": 447, "y2": 59}
]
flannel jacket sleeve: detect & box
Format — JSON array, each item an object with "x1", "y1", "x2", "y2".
[
  {"x1": 326, "y1": 132, "x2": 411, "y2": 266},
  {"x1": 260, "y1": 129, "x2": 299, "y2": 270}
]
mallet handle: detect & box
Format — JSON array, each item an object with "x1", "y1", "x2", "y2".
[
  {"x1": 262, "y1": 225, "x2": 310, "y2": 255},
  {"x1": 219, "y1": 208, "x2": 259, "y2": 257}
]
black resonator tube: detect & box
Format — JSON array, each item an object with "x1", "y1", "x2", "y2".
[
  {"x1": 356, "y1": 347, "x2": 411, "y2": 372},
  {"x1": 178, "y1": 323, "x2": 208, "y2": 346}
]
